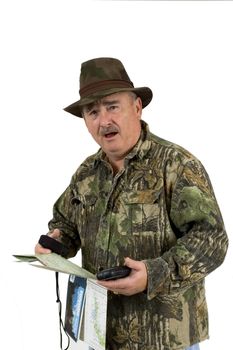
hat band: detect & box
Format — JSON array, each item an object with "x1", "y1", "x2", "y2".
[{"x1": 79, "y1": 79, "x2": 134, "y2": 98}]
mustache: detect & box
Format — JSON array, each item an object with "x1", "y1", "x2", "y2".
[{"x1": 99, "y1": 125, "x2": 119, "y2": 136}]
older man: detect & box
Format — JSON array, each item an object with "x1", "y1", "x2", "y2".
[{"x1": 35, "y1": 57, "x2": 228, "y2": 350}]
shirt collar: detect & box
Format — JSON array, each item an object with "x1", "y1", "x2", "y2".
[
  {"x1": 92, "y1": 120, "x2": 152, "y2": 168},
  {"x1": 125, "y1": 120, "x2": 152, "y2": 161}
]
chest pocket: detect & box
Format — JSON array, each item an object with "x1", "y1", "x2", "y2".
[
  {"x1": 121, "y1": 189, "x2": 162, "y2": 260},
  {"x1": 123, "y1": 189, "x2": 161, "y2": 236}
]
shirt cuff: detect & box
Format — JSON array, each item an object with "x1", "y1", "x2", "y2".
[{"x1": 143, "y1": 257, "x2": 170, "y2": 300}]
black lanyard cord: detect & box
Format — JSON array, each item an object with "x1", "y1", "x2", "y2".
[{"x1": 55, "y1": 272, "x2": 70, "y2": 350}]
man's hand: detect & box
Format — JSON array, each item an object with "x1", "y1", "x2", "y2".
[
  {"x1": 97, "y1": 257, "x2": 148, "y2": 296},
  {"x1": 34, "y1": 229, "x2": 61, "y2": 254}
]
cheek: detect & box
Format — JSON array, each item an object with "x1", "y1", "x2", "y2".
[
  {"x1": 125, "y1": 117, "x2": 141, "y2": 137},
  {"x1": 86, "y1": 125, "x2": 103, "y2": 146},
  {"x1": 86, "y1": 122, "x2": 98, "y2": 137}
]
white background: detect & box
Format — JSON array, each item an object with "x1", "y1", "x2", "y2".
[{"x1": 0, "y1": 1, "x2": 232, "y2": 349}]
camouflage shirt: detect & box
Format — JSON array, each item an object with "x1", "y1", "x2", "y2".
[{"x1": 49, "y1": 121, "x2": 228, "y2": 350}]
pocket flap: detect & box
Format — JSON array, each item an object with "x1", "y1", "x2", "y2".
[
  {"x1": 123, "y1": 190, "x2": 161, "y2": 204},
  {"x1": 71, "y1": 192, "x2": 97, "y2": 206}
]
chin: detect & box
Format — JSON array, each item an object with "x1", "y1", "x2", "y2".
[{"x1": 104, "y1": 148, "x2": 119, "y2": 156}]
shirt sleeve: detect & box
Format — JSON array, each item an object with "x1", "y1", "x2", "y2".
[
  {"x1": 48, "y1": 179, "x2": 81, "y2": 258},
  {"x1": 144, "y1": 158, "x2": 228, "y2": 300}
]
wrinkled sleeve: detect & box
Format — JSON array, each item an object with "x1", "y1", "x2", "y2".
[
  {"x1": 144, "y1": 158, "x2": 228, "y2": 300},
  {"x1": 48, "y1": 177, "x2": 81, "y2": 258}
]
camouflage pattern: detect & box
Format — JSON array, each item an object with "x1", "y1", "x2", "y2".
[
  {"x1": 64, "y1": 57, "x2": 153, "y2": 118},
  {"x1": 49, "y1": 121, "x2": 228, "y2": 350}
]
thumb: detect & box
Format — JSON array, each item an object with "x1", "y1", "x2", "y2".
[
  {"x1": 124, "y1": 257, "x2": 140, "y2": 270},
  {"x1": 48, "y1": 229, "x2": 61, "y2": 239}
]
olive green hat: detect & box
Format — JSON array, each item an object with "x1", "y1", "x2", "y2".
[{"x1": 64, "y1": 57, "x2": 153, "y2": 118}]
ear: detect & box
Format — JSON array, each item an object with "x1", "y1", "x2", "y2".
[
  {"x1": 83, "y1": 113, "x2": 88, "y2": 127},
  {"x1": 135, "y1": 97, "x2": 142, "y2": 119},
  {"x1": 83, "y1": 115, "x2": 92, "y2": 134}
]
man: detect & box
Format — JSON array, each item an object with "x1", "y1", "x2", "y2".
[{"x1": 35, "y1": 57, "x2": 228, "y2": 350}]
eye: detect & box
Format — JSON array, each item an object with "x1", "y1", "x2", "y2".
[
  {"x1": 108, "y1": 105, "x2": 118, "y2": 112},
  {"x1": 89, "y1": 109, "x2": 99, "y2": 119}
]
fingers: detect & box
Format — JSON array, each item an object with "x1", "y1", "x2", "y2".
[
  {"x1": 34, "y1": 243, "x2": 51, "y2": 254},
  {"x1": 34, "y1": 229, "x2": 61, "y2": 254},
  {"x1": 97, "y1": 257, "x2": 148, "y2": 296},
  {"x1": 97, "y1": 279, "x2": 128, "y2": 295}
]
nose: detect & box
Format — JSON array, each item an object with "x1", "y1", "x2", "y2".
[{"x1": 99, "y1": 107, "x2": 111, "y2": 127}]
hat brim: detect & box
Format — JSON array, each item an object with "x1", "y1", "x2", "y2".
[{"x1": 64, "y1": 86, "x2": 153, "y2": 118}]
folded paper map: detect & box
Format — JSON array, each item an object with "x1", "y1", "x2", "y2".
[{"x1": 13, "y1": 253, "x2": 96, "y2": 279}]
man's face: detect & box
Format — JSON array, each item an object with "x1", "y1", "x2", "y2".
[{"x1": 82, "y1": 92, "x2": 142, "y2": 162}]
